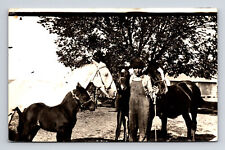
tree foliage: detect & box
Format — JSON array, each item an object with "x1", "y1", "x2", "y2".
[{"x1": 38, "y1": 13, "x2": 217, "y2": 79}]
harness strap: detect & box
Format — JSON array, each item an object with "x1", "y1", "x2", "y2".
[
  {"x1": 71, "y1": 90, "x2": 80, "y2": 100},
  {"x1": 92, "y1": 64, "x2": 113, "y2": 93},
  {"x1": 177, "y1": 86, "x2": 192, "y2": 102},
  {"x1": 71, "y1": 90, "x2": 94, "y2": 110},
  {"x1": 71, "y1": 90, "x2": 83, "y2": 109}
]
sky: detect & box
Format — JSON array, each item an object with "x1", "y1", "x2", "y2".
[
  {"x1": 8, "y1": 16, "x2": 81, "y2": 111},
  {"x1": 8, "y1": 17, "x2": 117, "y2": 111},
  {"x1": 8, "y1": 16, "x2": 71, "y2": 81}
]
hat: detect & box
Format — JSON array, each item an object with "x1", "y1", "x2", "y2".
[{"x1": 130, "y1": 58, "x2": 145, "y2": 69}]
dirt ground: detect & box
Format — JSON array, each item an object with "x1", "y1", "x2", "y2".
[{"x1": 9, "y1": 102, "x2": 217, "y2": 142}]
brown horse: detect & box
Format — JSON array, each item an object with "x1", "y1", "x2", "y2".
[
  {"x1": 144, "y1": 63, "x2": 204, "y2": 141},
  {"x1": 115, "y1": 68, "x2": 130, "y2": 141},
  {"x1": 152, "y1": 81, "x2": 204, "y2": 141},
  {"x1": 14, "y1": 84, "x2": 95, "y2": 142}
]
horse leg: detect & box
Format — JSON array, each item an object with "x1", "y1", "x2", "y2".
[
  {"x1": 115, "y1": 111, "x2": 123, "y2": 141},
  {"x1": 190, "y1": 107, "x2": 198, "y2": 141},
  {"x1": 56, "y1": 132, "x2": 64, "y2": 142},
  {"x1": 182, "y1": 113, "x2": 192, "y2": 140},
  {"x1": 146, "y1": 113, "x2": 154, "y2": 141},
  {"x1": 126, "y1": 116, "x2": 129, "y2": 141},
  {"x1": 20, "y1": 122, "x2": 37, "y2": 142},
  {"x1": 57, "y1": 127, "x2": 68, "y2": 142},
  {"x1": 64, "y1": 128, "x2": 73, "y2": 142},
  {"x1": 122, "y1": 115, "x2": 127, "y2": 141},
  {"x1": 27, "y1": 125, "x2": 40, "y2": 141},
  {"x1": 160, "y1": 115, "x2": 167, "y2": 139},
  {"x1": 64, "y1": 120, "x2": 77, "y2": 142}
]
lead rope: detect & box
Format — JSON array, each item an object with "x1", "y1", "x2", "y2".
[
  {"x1": 153, "y1": 94, "x2": 157, "y2": 142},
  {"x1": 151, "y1": 85, "x2": 159, "y2": 142}
]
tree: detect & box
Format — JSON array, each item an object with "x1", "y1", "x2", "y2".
[{"x1": 38, "y1": 13, "x2": 217, "y2": 79}]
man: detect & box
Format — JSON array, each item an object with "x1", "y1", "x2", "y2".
[{"x1": 128, "y1": 58, "x2": 153, "y2": 141}]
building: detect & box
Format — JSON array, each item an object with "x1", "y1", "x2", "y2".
[{"x1": 167, "y1": 74, "x2": 218, "y2": 102}]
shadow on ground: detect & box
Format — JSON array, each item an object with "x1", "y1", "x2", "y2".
[
  {"x1": 71, "y1": 137, "x2": 115, "y2": 142},
  {"x1": 71, "y1": 130, "x2": 215, "y2": 142},
  {"x1": 148, "y1": 130, "x2": 216, "y2": 142}
]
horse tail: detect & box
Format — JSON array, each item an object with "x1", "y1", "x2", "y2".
[
  {"x1": 184, "y1": 81, "x2": 205, "y2": 107},
  {"x1": 191, "y1": 82, "x2": 205, "y2": 107},
  {"x1": 12, "y1": 107, "x2": 24, "y2": 126},
  {"x1": 8, "y1": 107, "x2": 22, "y2": 125},
  {"x1": 198, "y1": 95, "x2": 206, "y2": 107}
]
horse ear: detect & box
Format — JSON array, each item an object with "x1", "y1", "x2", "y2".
[
  {"x1": 12, "y1": 107, "x2": 22, "y2": 116},
  {"x1": 76, "y1": 82, "x2": 84, "y2": 90}
]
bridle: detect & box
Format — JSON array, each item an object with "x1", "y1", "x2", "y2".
[
  {"x1": 150, "y1": 68, "x2": 168, "y2": 95},
  {"x1": 91, "y1": 64, "x2": 114, "y2": 94},
  {"x1": 70, "y1": 90, "x2": 93, "y2": 110}
]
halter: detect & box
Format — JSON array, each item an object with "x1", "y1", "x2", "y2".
[
  {"x1": 151, "y1": 68, "x2": 168, "y2": 95},
  {"x1": 70, "y1": 90, "x2": 93, "y2": 110},
  {"x1": 92, "y1": 64, "x2": 114, "y2": 94}
]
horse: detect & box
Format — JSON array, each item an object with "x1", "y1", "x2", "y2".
[
  {"x1": 145, "y1": 64, "x2": 204, "y2": 141},
  {"x1": 13, "y1": 84, "x2": 95, "y2": 142},
  {"x1": 8, "y1": 60, "x2": 117, "y2": 116},
  {"x1": 153, "y1": 81, "x2": 204, "y2": 141},
  {"x1": 114, "y1": 68, "x2": 130, "y2": 141},
  {"x1": 66, "y1": 60, "x2": 117, "y2": 99}
]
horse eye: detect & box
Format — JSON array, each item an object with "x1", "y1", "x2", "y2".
[{"x1": 105, "y1": 73, "x2": 108, "y2": 77}]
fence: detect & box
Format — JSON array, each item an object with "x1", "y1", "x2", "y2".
[{"x1": 170, "y1": 80, "x2": 218, "y2": 102}]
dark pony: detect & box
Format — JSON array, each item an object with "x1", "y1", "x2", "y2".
[
  {"x1": 155, "y1": 81, "x2": 204, "y2": 141},
  {"x1": 14, "y1": 84, "x2": 95, "y2": 142},
  {"x1": 114, "y1": 68, "x2": 130, "y2": 141},
  {"x1": 145, "y1": 63, "x2": 204, "y2": 141}
]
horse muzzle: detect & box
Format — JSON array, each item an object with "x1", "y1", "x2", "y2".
[{"x1": 81, "y1": 100, "x2": 95, "y2": 111}]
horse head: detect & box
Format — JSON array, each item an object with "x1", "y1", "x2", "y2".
[
  {"x1": 73, "y1": 84, "x2": 95, "y2": 111},
  {"x1": 144, "y1": 63, "x2": 168, "y2": 95},
  {"x1": 66, "y1": 60, "x2": 117, "y2": 100},
  {"x1": 118, "y1": 68, "x2": 130, "y2": 91},
  {"x1": 91, "y1": 60, "x2": 117, "y2": 99},
  {"x1": 10, "y1": 107, "x2": 27, "y2": 141}
]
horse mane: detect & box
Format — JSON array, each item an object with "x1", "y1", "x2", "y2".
[{"x1": 61, "y1": 91, "x2": 74, "y2": 105}]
